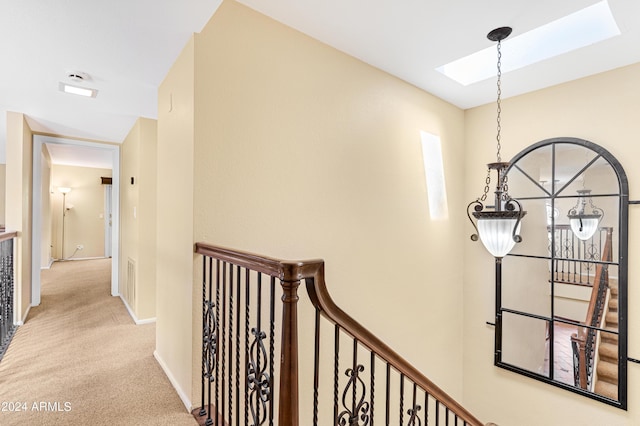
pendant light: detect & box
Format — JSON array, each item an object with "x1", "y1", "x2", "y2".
[
  {"x1": 467, "y1": 27, "x2": 526, "y2": 258},
  {"x1": 567, "y1": 189, "x2": 603, "y2": 240}
]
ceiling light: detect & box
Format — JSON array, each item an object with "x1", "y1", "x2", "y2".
[
  {"x1": 437, "y1": 1, "x2": 620, "y2": 85},
  {"x1": 568, "y1": 189, "x2": 603, "y2": 241},
  {"x1": 467, "y1": 27, "x2": 526, "y2": 258},
  {"x1": 59, "y1": 82, "x2": 98, "y2": 98}
]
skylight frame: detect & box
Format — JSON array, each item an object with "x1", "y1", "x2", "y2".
[{"x1": 436, "y1": 0, "x2": 621, "y2": 86}]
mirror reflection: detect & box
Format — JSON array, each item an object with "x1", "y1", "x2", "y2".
[{"x1": 496, "y1": 139, "x2": 627, "y2": 408}]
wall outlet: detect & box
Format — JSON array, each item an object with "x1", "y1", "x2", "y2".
[{"x1": 76, "y1": 244, "x2": 84, "y2": 250}]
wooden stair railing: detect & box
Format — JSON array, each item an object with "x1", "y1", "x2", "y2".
[
  {"x1": 194, "y1": 242, "x2": 484, "y2": 426},
  {"x1": 571, "y1": 228, "x2": 613, "y2": 391}
]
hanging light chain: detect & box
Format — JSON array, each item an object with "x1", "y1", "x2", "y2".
[
  {"x1": 495, "y1": 38, "x2": 503, "y2": 163},
  {"x1": 479, "y1": 168, "x2": 491, "y2": 202}
]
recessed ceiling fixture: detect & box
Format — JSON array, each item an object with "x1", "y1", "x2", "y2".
[
  {"x1": 437, "y1": 0, "x2": 621, "y2": 86},
  {"x1": 59, "y1": 82, "x2": 98, "y2": 98},
  {"x1": 467, "y1": 27, "x2": 526, "y2": 258},
  {"x1": 59, "y1": 70, "x2": 98, "y2": 98}
]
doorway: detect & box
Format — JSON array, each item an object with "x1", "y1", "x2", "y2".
[{"x1": 31, "y1": 135, "x2": 120, "y2": 305}]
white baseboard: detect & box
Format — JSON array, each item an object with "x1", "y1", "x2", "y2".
[
  {"x1": 41, "y1": 258, "x2": 54, "y2": 270},
  {"x1": 16, "y1": 304, "x2": 31, "y2": 326},
  {"x1": 119, "y1": 295, "x2": 156, "y2": 325},
  {"x1": 153, "y1": 350, "x2": 192, "y2": 412}
]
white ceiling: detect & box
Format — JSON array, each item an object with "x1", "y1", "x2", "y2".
[{"x1": 3, "y1": 0, "x2": 639, "y2": 167}]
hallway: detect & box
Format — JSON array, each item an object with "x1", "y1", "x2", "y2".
[{"x1": 0, "y1": 259, "x2": 196, "y2": 425}]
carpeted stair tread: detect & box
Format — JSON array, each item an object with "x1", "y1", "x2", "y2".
[
  {"x1": 609, "y1": 297, "x2": 618, "y2": 311},
  {"x1": 597, "y1": 360, "x2": 618, "y2": 382},
  {"x1": 601, "y1": 327, "x2": 619, "y2": 344},
  {"x1": 606, "y1": 312, "x2": 619, "y2": 325},
  {"x1": 599, "y1": 342, "x2": 618, "y2": 361},
  {"x1": 595, "y1": 380, "x2": 618, "y2": 400}
]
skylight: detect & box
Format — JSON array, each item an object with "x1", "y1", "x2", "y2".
[{"x1": 436, "y1": 0, "x2": 621, "y2": 86}]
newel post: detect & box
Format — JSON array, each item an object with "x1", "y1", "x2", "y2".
[{"x1": 279, "y1": 276, "x2": 300, "y2": 426}]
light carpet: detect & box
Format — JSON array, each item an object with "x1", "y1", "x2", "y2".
[{"x1": 0, "y1": 258, "x2": 196, "y2": 426}]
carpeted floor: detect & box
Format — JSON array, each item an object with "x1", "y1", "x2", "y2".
[{"x1": 0, "y1": 258, "x2": 197, "y2": 426}]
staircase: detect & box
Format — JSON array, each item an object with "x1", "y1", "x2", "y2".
[
  {"x1": 594, "y1": 279, "x2": 618, "y2": 399},
  {"x1": 193, "y1": 242, "x2": 486, "y2": 426}
]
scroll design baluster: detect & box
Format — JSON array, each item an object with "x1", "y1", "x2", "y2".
[
  {"x1": 407, "y1": 405, "x2": 422, "y2": 426},
  {"x1": 337, "y1": 364, "x2": 370, "y2": 426},
  {"x1": 203, "y1": 298, "x2": 217, "y2": 382},
  {"x1": 248, "y1": 327, "x2": 271, "y2": 426},
  {"x1": 195, "y1": 242, "x2": 485, "y2": 426}
]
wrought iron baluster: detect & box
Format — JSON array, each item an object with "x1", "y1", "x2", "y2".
[
  {"x1": 244, "y1": 269, "x2": 250, "y2": 426},
  {"x1": 0, "y1": 238, "x2": 15, "y2": 362},
  {"x1": 222, "y1": 262, "x2": 227, "y2": 420},
  {"x1": 370, "y1": 351, "x2": 375, "y2": 426},
  {"x1": 334, "y1": 325, "x2": 340, "y2": 425},
  {"x1": 201, "y1": 257, "x2": 217, "y2": 426},
  {"x1": 269, "y1": 277, "x2": 275, "y2": 426},
  {"x1": 313, "y1": 309, "x2": 320, "y2": 426},
  {"x1": 247, "y1": 273, "x2": 270, "y2": 426},
  {"x1": 407, "y1": 383, "x2": 422, "y2": 426},
  {"x1": 336, "y1": 341, "x2": 369, "y2": 426},
  {"x1": 385, "y1": 363, "x2": 391, "y2": 426},
  {"x1": 425, "y1": 391, "x2": 429, "y2": 426},
  {"x1": 248, "y1": 327, "x2": 270, "y2": 425},
  {"x1": 215, "y1": 261, "x2": 221, "y2": 426},
  {"x1": 228, "y1": 264, "x2": 234, "y2": 422},
  {"x1": 400, "y1": 374, "x2": 405, "y2": 425},
  {"x1": 236, "y1": 266, "x2": 241, "y2": 426}
]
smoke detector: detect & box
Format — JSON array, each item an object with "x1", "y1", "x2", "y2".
[
  {"x1": 67, "y1": 71, "x2": 90, "y2": 83},
  {"x1": 59, "y1": 71, "x2": 98, "y2": 98}
]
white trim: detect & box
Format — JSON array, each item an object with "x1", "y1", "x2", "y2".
[
  {"x1": 16, "y1": 304, "x2": 31, "y2": 326},
  {"x1": 41, "y1": 257, "x2": 55, "y2": 270},
  {"x1": 119, "y1": 294, "x2": 156, "y2": 325},
  {"x1": 153, "y1": 350, "x2": 192, "y2": 412},
  {"x1": 31, "y1": 135, "x2": 121, "y2": 305},
  {"x1": 60, "y1": 256, "x2": 110, "y2": 262}
]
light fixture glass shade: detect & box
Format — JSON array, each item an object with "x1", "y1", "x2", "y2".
[
  {"x1": 477, "y1": 217, "x2": 522, "y2": 258},
  {"x1": 58, "y1": 187, "x2": 71, "y2": 194},
  {"x1": 569, "y1": 215, "x2": 600, "y2": 240}
]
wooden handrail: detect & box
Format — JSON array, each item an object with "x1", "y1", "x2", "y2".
[
  {"x1": 195, "y1": 242, "x2": 484, "y2": 426},
  {"x1": 304, "y1": 263, "x2": 484, "y2": 426},
  {"x1": 0, "y1": 231, "x2": 17, "y2": 244}
]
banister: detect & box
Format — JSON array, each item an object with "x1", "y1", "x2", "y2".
[
  {"x1": 573, "y1": 228, "x2": 613, "y2": 389},
  {"x1": 196, "y1": 242, "x2": 323, "y2": 281},
  {"x1": 304, "y1": 263, "x2": 484, "y2": 426},
  {"x1": 195, "y1": 242, "x2": 484, "y2": 426},
  {"x1": 0, "y1": 231, "x2": 18, "y2": 244}
]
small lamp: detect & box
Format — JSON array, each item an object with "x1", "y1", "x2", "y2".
[
  {"x1": 567, "y1": 189, "x2": 603, "y2": 240},
  {"x1": 58, "y1": 187, "x2": 71, "y2": 259},
  {"x1": 467, "y1": 27, "x2": 526, "y2": 258}
]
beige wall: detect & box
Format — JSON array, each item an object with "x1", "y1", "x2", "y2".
[
  {"x1": 50, "y1": 164, "x2": 111, "y2": 260},
  {"x1": 120, "y1": 117, "x2": 158, "y2": 321},
  {"x1": 155, "y1": 35, "x2": 195, "y2": 405},
  {"x1": 0, "y1": 164, "x2": 5, "y2": 226},
  {"x1": 463, "y1": 63, "x2": 640, "y2": 425},
  {"x1": 6, "y1": 112, "x2": 32, "y2": 321},
  {"x1": 187, "y1": 0, "x2": 466, "y2": 406}
]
